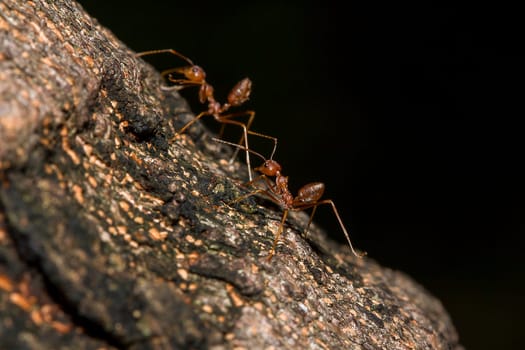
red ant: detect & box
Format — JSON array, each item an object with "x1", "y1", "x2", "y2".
[
  {"x1": 136, "y1": 49, "x2": 276, "y2": 181},
  {"x1": 214, "y1": 138, "x2": 366, "y2": 261}
]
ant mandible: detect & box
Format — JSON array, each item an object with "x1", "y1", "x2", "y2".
[
  {"x1": 136, "y1": 48, "x2": 277, "y2": 181},
  {"x1": 214, "y1": 138, "x2": 366, "y2": 261}
]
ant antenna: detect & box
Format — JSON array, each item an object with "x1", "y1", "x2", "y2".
[
  {"x1": 212, "y1": 137, "x2": 272, "y2": 163},
  {"x1": 136, "y1": 48, "x2": 195, "y2": 65}
]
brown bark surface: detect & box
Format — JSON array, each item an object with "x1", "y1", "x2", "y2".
[{"x1": 0, "y1": 1, "x2": 463, "y2": 349}]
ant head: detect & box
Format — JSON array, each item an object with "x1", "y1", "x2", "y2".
[
  {"x1": 227, "y1": 78, "x2": 252, "y2": 107},
  {"x1": 174, "y1": 65, "x2": 206, "y2": 83},
  {"x1": 255, "y1": 159, "x2": 281, "y2": 177}
]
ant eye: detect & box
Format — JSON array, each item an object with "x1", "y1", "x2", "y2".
[{"x1": 188, "y1": 66, "x2": 205, "y2": 81}]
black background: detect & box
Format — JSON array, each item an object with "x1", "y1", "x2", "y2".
[{"x1": 77, "y1": 1, "x2": 524, "y2": 349}]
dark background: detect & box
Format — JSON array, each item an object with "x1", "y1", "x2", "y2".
[{"x1": 77, "y1": 1, "x2": 524, "y2": 349}]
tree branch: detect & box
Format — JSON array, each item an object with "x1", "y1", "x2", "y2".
[{"x1": 0, "y1": 1, "x2": 463, "y2": 348}]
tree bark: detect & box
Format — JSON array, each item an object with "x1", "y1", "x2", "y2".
[{"x1": 0, "y1": 1, "x2": 463, "y2": 349}]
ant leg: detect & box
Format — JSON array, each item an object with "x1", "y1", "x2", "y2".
[
  {"x1": 231, "y1": 110, "x2": 256, "y2": 161},
  {"x1": 303, "y1": 204, "x2": 319, "y2": 239},
  {"x1": 218, "y1": 123, "x2": 227, "y2": 139},
  {"x1": 230, "y1": 114, "x2": 278, "y2": 161},
  {"x1": 295, "y1": 200, "x2": 365, "y2": 258},
  {"x1": 226, "y1": 184, "x2": 289, "y2": 261},
  {"x1": 173, "y1": 111, "x2": 209, "y2": 139},
  {"x1": 216, "y1": 119, "x2": 253, "y2": 181},
  {"x1": 215, "y1": 111, "x2": 255, "y2": 163},
  {"x1": 218, "y1": 111, "x2": 278, "y2": 162},
  {"x1": 228, "y1": 176, "x2": 279, "y2": 205},
  {"x1": 234, "y1": 174, "x2": 266, "y2": 189},
  {"x1": 161, "y1": 67, "x2": 195, "y2": 79},
  {"x1": 228, "y1": 188, "x2": 267, "y2": 206},
  {"x1": 160, "y1": 80, "x2": 202, "y2": 92},
  {"x1": 164, "y1": 77, "x2": 202, "y2": 85},
  {"x1": 267, "y1": 209, "x2": 289, "y2": 261}
]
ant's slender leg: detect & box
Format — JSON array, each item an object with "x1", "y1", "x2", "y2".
[
  {"x1": 226, "y1": 111, "x2": 256, "y2": 161},
  {"x1": 161, "y1": 68, "x2": 196, "y2": 79},
  {"x1": 159, "y1": 80, "x2": 202, "y2": 92},
  {"x1": 228, "y1": 176, "x2": 279, "y2": 205},
  {"x1": 297, "y1": 200, "x2": 366, "y2": 258},
  {"x1": 228, "y1": 188, "x2": 267, "y2": 206},
  {"x1": 267, "y1": 209, "x2": 289, "y2": 261},
  {"x1": 303, "y1": 204, "x2": 319, "y2": 239},
  {"x1": 222, "y1": 110, "x2": 278, "y2": 161},
  {"x1": 174, "y1": 111, "x2": 254, "y2": 183},
  {"x1": 175, "y1": 111, "x2": 209, "y2": 135},
  {"x1": 163, "y1": 77, "x2": 202, "y2": 86},
  {"x1": 241, "y1": 174, "x2": 268, "y2": 189},
  {"x1": 215, "y1": 111, "x2": 255, "y2": 164},
  {"x1": 215, "y1": 111, "x2": 278, "y2": 162},
  {"x1": 324, "y1": 200, "x2": 366, "y2": 257},
  {"x1": 227, "y1": 185, "x2": 290, "y2": 261},
  {"x1": 215, "y1": 119, "x2": 253, "y2": 181}
]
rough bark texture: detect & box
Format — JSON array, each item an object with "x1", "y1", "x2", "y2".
[{"x1": 0, "y1": 1, "x2": 463, "y2": 349}]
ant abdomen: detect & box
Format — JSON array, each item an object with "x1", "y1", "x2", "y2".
[
  {"x1": 295, "y1": 182, "x2": 325, "y2": 205},
  {"x1": 227, "y1": 78, "x2": 252, "y2": 107}
]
